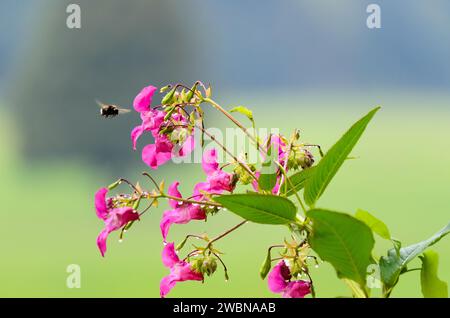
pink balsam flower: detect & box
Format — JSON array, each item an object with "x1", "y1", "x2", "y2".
[
  {"x1": 94, "y1": 188, "x2": 140, "y2": 257},
  {"x1": 192, "y1": 148, "x2": 235, "y2": 202},
  {"x1": 160, "y1": 242, "x2": 203, "y2": 298},
  {"x1": 131, "y1": 84, "x2": 195, "y2": 170},
  {"x1": 160, "y1": 181, "x2": 206, "y2": 241},
  {"x1": 268, "y1": 261, "x2": 311, "y2": 298},
  {"x1": 201, "y1": 148, "x2": 235, "y2": 193}
]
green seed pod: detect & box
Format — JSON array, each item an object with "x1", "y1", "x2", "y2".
[
  {"x1": 260, "y1": 250, "x2": 272, "y2": 279},
  {"x1": 163, "y1": 105, "x2": 176, "y2": 121},
  {"x1": 161, "y1": 87, "x2": 176, "y2": 104},
  {"x1": 186, "y1": 82, "x2": 198, "y2": 102}
]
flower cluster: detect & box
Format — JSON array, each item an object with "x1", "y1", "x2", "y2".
[
  {"x1": 131, "y1": 85, "x2": 195, "y2": 169},
  {"x1": 93, "y1": 82, "x2": 317, "y2": 298}
]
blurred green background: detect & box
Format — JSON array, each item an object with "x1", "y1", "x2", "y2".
[{"x1": 0, "y1": 1, "x2": 449, "y2": 297}]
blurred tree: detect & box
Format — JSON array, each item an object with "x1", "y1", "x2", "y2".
[{"x1": 8, "y1": 0, "x2": 206, "y2": 169}]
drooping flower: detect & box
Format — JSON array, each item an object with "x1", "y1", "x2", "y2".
[
  {"x1": 160, "y1": 182, "x2": 206, "y2": 241},
  {"x1": 160, "y1": 242, "x2": 203, "y2": 298},
  {"x1": 94, "y1": 188, "x2": 140, "y2": 257},
  {"x1": 192, "y1": 148, "x2": 235, "y2": 201},
  {"x1": 131, "y1": 85, "x2": 196, "y2": 170},
  {"x1": 141, "y1": 134, "x2": 174, "y2": 169},
  {"x1": 267, "y1": 261, "x2": 311, "y2": 298}
]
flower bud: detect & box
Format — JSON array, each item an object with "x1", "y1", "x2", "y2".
[
  {"x1": 159, "y1": 85, "x2": 172, "y2": 93},
  {"x1": 234, "y1": 164, "x2": 256, "y2": 185},
  {"x1": 201, "y1": 256, "x2": 218, "y2": 276},
  {"x1": 288, "y1": 147, "x2": 315, "y2": 170},
  {"x1": 191, "y1": 259, "x2": 204, "y2": 273},
  {"x1": 107, "y1": 179, "x2": 121, "y2": 190}
]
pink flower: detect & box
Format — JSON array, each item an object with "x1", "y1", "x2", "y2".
[
  {"x1": 133, "y1": 85, "x2": 157, "y2": 112},
  {"x1": 141, "y1": 134, "x2": 174, "y2": 169},
  {"x1": 200, "y1": 149, "x2": 235, "y2": 194},
  {"x1": 94, "y1": 188, "x2": 140, "y2": 257},
  {"x1": 268, "y1": 261, "x2": 311, "y2": 298},
  {"x1": 160, "y1": 242, "x2": 203, "y2": 298},
  {"x1": 160, "y1": 182, "x2": 206, "y2": 241},
  {"x1": 131, "y1": 85, "x2": 196, "y2": 170}
]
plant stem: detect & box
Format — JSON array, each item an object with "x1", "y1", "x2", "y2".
[
  {"x1": 277, "y1": 163, "x2": 307, "y2": 216},
  {"x1": 277, "y1": 130, "x2": 296, "y2": 195},
  {"x1": 162, "y1": 194, "x2": 222, "y2": 207},
  {"x1": 198, "y1": 126, "x2": 257, "y2": 181},
  {"x1": 206, "y1": 220, "x2": 247, "y2": 249},
  {"x1": 203, "y1": 97, "x2": 258, "y2": 145}
]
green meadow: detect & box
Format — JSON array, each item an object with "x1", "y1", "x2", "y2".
[{"x1": 1, "y1": 93, "x2": 449, "y2": 297}]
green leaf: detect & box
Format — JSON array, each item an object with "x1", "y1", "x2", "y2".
[
  {"x1": 258, "y1": 172, "x2": 277, "y2": 191},
  {"x1": 307, "y1": 209, "x2": 375, "y2": 286},
  {"x1": 380, "y1": 222, "x2": 450, "y2": 289},
  {"x1": 420, "y1": 250, "x2": 448, "y2": 298},
  {"x1": 304, "y1": 107, "x2": 380, "y2": 206},
  {"x1": 214, "y1": 193, "x2": 297, "y2": 224},
  {"x1": 355, "y1": 209, "x2": 391, "y2": 240},
  {"x1": 258, "y1": 148, "x2": 278, "y2": 191},
  {"x1": 230, "y1": 105, "x2": 253, "y2": 121},
  {"x1": 282, "y1": 167, "x2": 316, "y2": 197},
  {"x1": 260, "y1": 250, "x2": 272, "y2": 279}
]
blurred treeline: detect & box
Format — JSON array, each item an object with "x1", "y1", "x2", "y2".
[{"x1": 3, "y1": 0, "x2": 450, "y2": 168}]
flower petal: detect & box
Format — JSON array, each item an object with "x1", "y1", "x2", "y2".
[
  {"x1": 160, "y1": 274, "x2": 177, "y2": 298},
  {"x1": 133, "y1": 85, "x2": 157, "y2": 112},
  {"x1": 94, "y1": 187, "x2": 109, "y2": 220},
  {"x1": 161, "y1": 242, "x2": 180, "y2": 268},
  {"x1": 282, "y1": 280, "x2": 311, "y2": 298},
  {"x1": 267, "y1": 261, "x2": 290, "y2": 293},
  {"x1": 97, "y1": 207, "x2": 139, "y2": 257},
  {"x1": 131, "y1": 125, "x2": 144, "y2": 150},
  {"x1": 160, "y1": 210, "x2": 179, "y2": 241},
  {"x1": 207, "y1": 170, "x2": 234, "y2": 193},
  {"x1": 168, "y1": 181, "x2": 182, "y2": 208},
  {"x1": 142, "y1": 143, "x2": 172, "y2": 169},
  {"x1": 96, "y1": 228, "x2": 110, "y2": 257},
  {"x1": 176, "y1": 263, "x2": 203, "y2": 282},
  {"x1": 202, "y1": 148, "x2": 219, "y2": 176},
  {"x1": 178, "y1": 135, "x2": 195, "y2": 157}
]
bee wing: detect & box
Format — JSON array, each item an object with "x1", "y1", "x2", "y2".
[
  {"x1": 117, "y1": 108, "x2": 131, "y2": 114},
  {"x1": 95, "y1": 99, "x2": 107, "y2": 108}
]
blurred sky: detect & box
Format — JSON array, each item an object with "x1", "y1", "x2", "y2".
[{"x1": 1, "y1": 0, "x2": 450, "y2": 91}]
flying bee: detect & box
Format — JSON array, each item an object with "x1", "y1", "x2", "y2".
[{"x1": 96, "y1": 100, "x2": 131, "y2": 118}]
